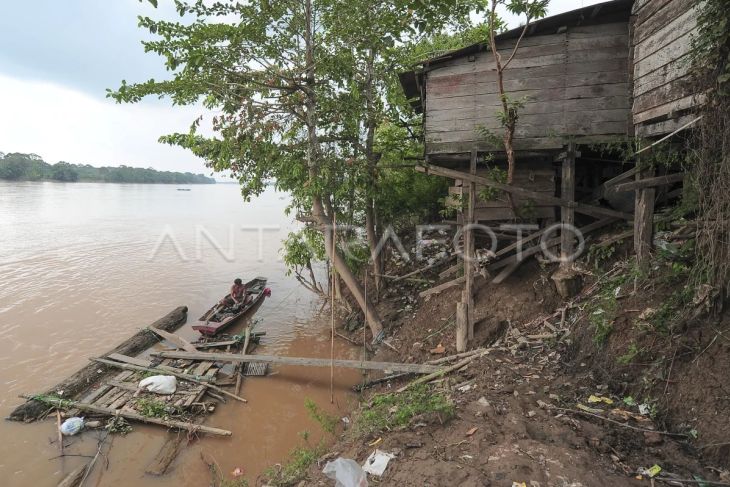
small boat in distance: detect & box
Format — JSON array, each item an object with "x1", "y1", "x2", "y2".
[
  {"x1": 177, "y1": 188, "x2": 191, "y2": 191},
  {"x1": 193, "y1": 277, "x2": 270, "y2": 336}
]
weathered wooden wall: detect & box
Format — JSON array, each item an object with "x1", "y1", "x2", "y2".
[
  {"x1": 632, "y1": 0, "x2": 701, "y2": 137},
  {"x1": 447, "y1": 162, "x2": 556, "y2": 221},
  {"x1": 424, "y1": 21, "x2": 631, "y2": 155}
]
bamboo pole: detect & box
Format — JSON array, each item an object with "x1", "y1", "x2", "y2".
[
  {"x1": 330, "y1": 213, "x2": 336, "y2": 404},
  {"x1": 91, "y1": 358, "x2": 247, "y2": 403},
  {"x1": 22, "y1": 395, "x2": 231, "y2": 437},
  {"x1": 151, "y1": 351, "x2": 443, "y2": 374}
]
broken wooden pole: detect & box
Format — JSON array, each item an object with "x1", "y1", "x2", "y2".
[
  {"x1": 634, "y1": 166, "x2": 656, "y2": 269},
  {"x1": 148, "y1": 326, "x2": 198, "y2": 353},
  {"x1": 8, "y1": 306, "x2": 188, "y2": 422},
  {"x1": 234, "y1": 327, "x2": 252, "y2": 396},
  {"x1": 91, "y1": 358, "x2": 247, "y2": 403},
  {"x1": 465, "y1": 148, "x2": 477, "y2": 341},
  {"x1": 416, "y1": 164, "x2": 632, "y2": 221},
  {"x1": 614, "y1": 172, "x2": 685, "y2": 192},
  {"x1": 419, "y1": 276, "x2": 466, "y2": 298},
  {"x1": 152, "y1": 351, "x2": 443, "y2": 374},
  {"x1": 22, "y1": 395, "x2": 231, "y2": 436},
  {"x1": 397, "y1": 351, "x2": 487, "y2": 393},
  {"x1": 560, "y1": 143, "x2": 577, "y2": 266},
  {"x1": 455, "y1": 302, "x2": 468, "y2": 353}
]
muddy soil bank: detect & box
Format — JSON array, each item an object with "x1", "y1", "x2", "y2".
[{"x1": 304, "y1": 258, "x2": 729, "y2": 486}]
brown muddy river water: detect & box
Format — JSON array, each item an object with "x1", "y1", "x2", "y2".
[{"x1": 0, "y1": 181, "x2": 362, "y2": 486}]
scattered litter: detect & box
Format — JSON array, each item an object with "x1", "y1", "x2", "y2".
[
  {"x1": 639, "y1": 404, "x2": 651, "y2": 416},
  {"x1": 231, "y1": 467, "x2": 244, "y2": 478},
  {"x1": 368, "y1": 437, "x2": 382, "y2": 447},
  {"x1": 588, "y1": 395, "x2": 614, "y2": 405},
  {"x1": 85, "y1": 420, "x2": 102, "y2": 428},
  {"x1": 138, "y1": 375, "x2": 177, "y2": 395},
  {"x1": 362, "y1": 450, "x2": 396, "y2": 477},
  {"x1": 465, "y1": 427, "x2": 478, "y2": 436},
  {"x1": 536, "y1": 400, "x2": 550, "y2": 409},
  {"x1": 341, "y1": 416, "x2": 351, "y2": 425},
  {"x1": 638, "y1": 464, "x2": 662, "y2": 478},
  {"x1": 576, "y1": 403, "x2": 604, "y2": 414},
  {"x1": 527, "y1": 410, "x2": 537, "y2": 418},
  {"x1": 477, "y1": 397, "x2": 490, "y2": 407},
  {"x1": 323, "y1": 458, "x2": 368, "y2": 487},
  {"x1": 460, "y1": 454, "x2": 473, "y2": 460},
  {"x1": 429, "y1": 343, "x2": 446, "y2": 354},
  {"x1": 458, "y1": 384, "x2": 473, "y2": 393},
  {"x1": 60, "y1": 417, "x2": 85, "y2": 436},
  {"x1": 512, "y1": 482, "x2": 527, "y2": 487}
]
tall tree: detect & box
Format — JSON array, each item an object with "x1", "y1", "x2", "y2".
[{"x1": 486, "y1": 0, "x2": 548, "y2": 184}]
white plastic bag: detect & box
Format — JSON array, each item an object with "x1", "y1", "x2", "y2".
[
  {"x1": 322, "y1": 458, "x2": 368, "y2": 487},
  {"x1": 138, "y1": 375, "x2": 177, "y2": 394},
  {"x1": 60, "y1": 417, "x2": 85, "y2": 436},
  {"x1": 362, "y1": 450, "x2": 395, "y2": 476}
]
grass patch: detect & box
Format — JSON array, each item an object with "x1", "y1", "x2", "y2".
[
  {"x1": 617, "y1": 343, "x2": 641, "y2": 365},
  {"x1": 355, "y1": 384, "x2": 454, "y2": 437},
  {"x1": 263, "y1": 440, "x2": 326, "y2": 486},
  {"x1": 304, "y1": 398, "x2": 338, "y2": 435}
]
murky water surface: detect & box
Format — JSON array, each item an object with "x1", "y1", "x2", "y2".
[{"x1": 0, "y1": 181, "x2": 360, "y2": 486}]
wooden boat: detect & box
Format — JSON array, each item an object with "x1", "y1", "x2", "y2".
[{"x1": 193, "y1": 277, "x2": 270, "y2": 336}]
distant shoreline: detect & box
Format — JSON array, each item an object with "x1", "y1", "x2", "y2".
[
  {"x1": 0, "y1": 152, "x2": 216, "y2": 184},
  {"x1": 0, "y1": 178, "x2": 215, "y2": 185}
]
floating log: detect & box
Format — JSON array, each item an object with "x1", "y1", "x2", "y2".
[
  {"x1": 92, "y1": 358, "x2": 247, "y2": 403},
  {"x1": 8, "y1": 306, "x2": 188, "y2": 422},
  {"x1": 21, "y1": 395, "x2": 231, "y2": 436},
  {"x1": 57, "y1": 463, "x2": 89, "y2": 487},
  {"x1": 146, "y1": 433, "x2": 187, "y2": 476},
  {"x1": 152, "y1": 351, "x2": 443, "y2": 374}
]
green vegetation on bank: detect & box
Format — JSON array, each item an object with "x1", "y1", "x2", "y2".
[{"x1": 0, "y1": 152, "x2": 215, "y2": 184}]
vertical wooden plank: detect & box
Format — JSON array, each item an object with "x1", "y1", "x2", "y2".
[
  {"x1": 634, "y1": 164, "x2": 656, "y2": 267},
  {"x1": 456, "y1": 302, "x2": 468, "y2": 353},
  {"x1": 560, "y1": 143, "x2": 577, "y2": 266},
  {"x1": 465, "y1": 149, "x2": 477, "y2": 340}
]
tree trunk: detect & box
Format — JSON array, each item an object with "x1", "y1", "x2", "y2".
[
  {"x1": 302, "y1": 0, "x2": 383, "y2": 341},
  {"x1": 363, "y1": 49, "x2": 383, "y2": 294}
]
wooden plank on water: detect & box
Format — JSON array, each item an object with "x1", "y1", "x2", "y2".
[
  {"x1": 152, "y1": 351, "x2": 444, "y2": 374},
  {"x1": 149, "y1": 326, "x2": 198, "y2": 353},
  {"x1": 108, "y1": 353, "x2": 153, "y2": 368},
  {"x1": 194, "y1": 361, "x2": 214, "y2": 377}
]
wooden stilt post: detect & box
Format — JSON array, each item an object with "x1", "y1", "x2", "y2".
[
  {"x1": 560, "y1": 142, "x2": 577, "y2": 266},
  {"x1": 465, "y1": 148, "x2": 477, "y2": 341},
  {"x1": 634, "y1": 164, "x2": 656, "y2": 269}
]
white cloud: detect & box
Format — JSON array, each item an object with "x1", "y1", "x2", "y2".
[{"x1": 0, "y1": 73, "x2": 213, "y2": 175}]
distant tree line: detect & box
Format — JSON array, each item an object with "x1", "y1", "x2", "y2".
[{"x1": 0, "y1": 152, "x2": 215, "y2": 184}]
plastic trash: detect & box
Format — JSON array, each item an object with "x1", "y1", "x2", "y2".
[
  {"x1": 60, "y1": 417, "x2": 85, "y2": 436},
  {"x1": 322, "y1": 458, "x2": 368, "y2": 487},
  {"x1": 138, "y1": 375, "x2": 177, "y2": 394},
  {"x1": 362, "y1": 450, "x2": 395, "y2": 476}
]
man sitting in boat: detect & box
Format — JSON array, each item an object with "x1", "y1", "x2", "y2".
[{"x1": 220, "y1": 278, "x2": 248, "y2": 308}]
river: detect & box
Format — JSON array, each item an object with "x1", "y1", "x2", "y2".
[{"x1": 0, "y1": 181, "x2": 361, "y2": 486}]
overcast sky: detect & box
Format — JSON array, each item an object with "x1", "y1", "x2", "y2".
[{"x1": 0, "y1": 0, "x2": 601, "y2": 175}]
